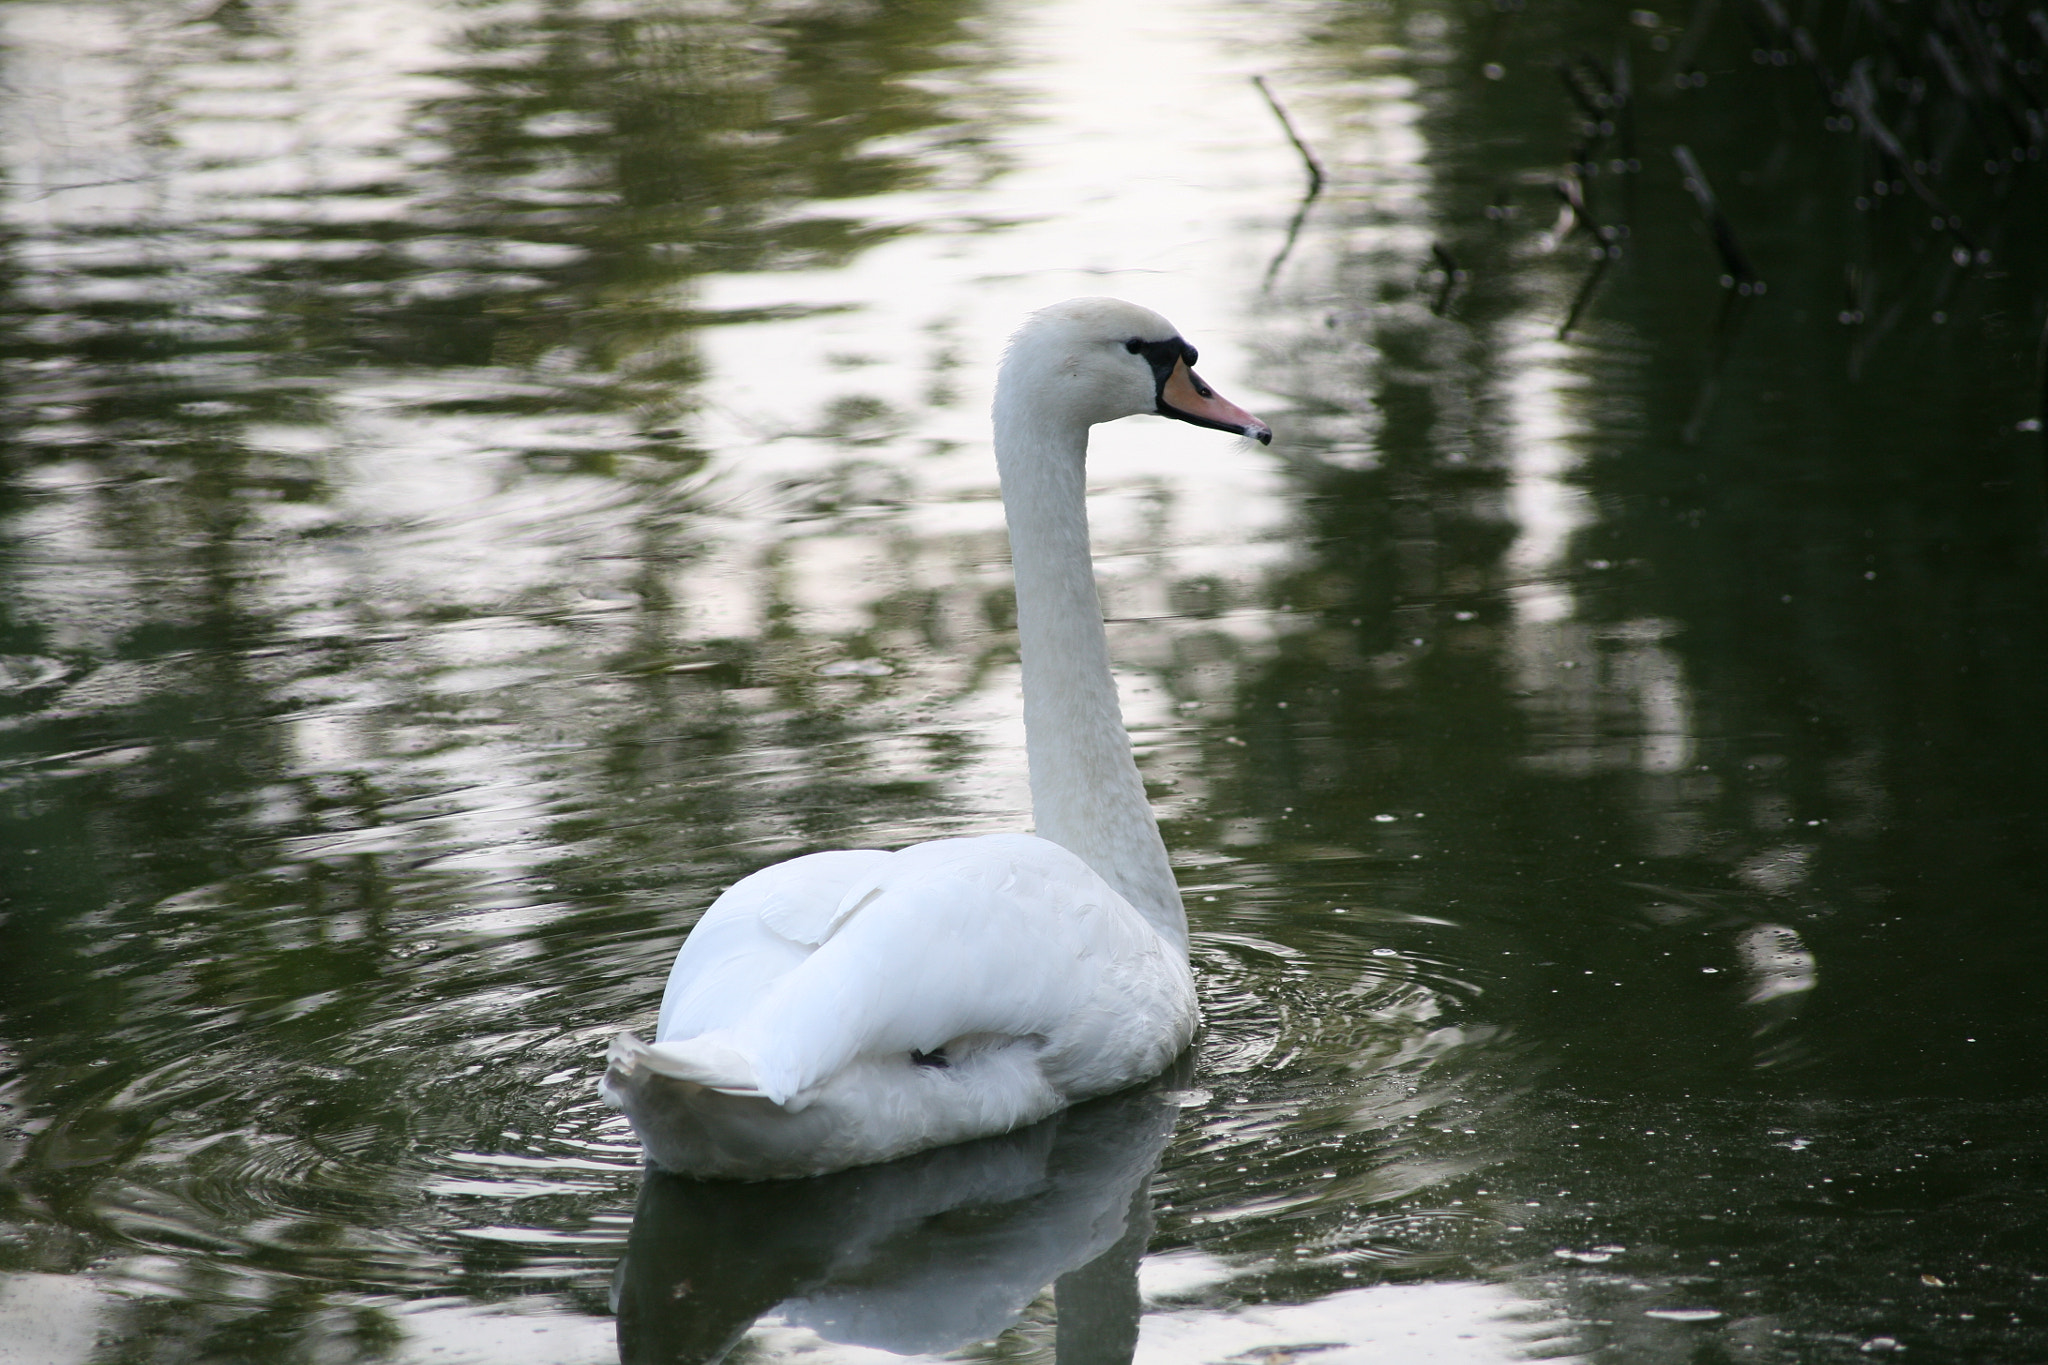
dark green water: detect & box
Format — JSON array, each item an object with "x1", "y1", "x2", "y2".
[{"x1": 2, "y1": 0, "x2": 2044, "y2": 1361}]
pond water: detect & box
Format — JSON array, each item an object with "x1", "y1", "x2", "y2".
[{"x1": 2, "y1": 0, "x2": 2046, "y2": 1361}]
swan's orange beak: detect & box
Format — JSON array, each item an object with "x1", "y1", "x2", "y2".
[{"x1": 1158, "y1": 358, "x2": 1272, "y2": 444}]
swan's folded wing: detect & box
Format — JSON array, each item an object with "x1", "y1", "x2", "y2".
[
  {"x1": 655, "y1": 849, "x2": 893, "y2": 1042},
  {"x1": 726, "y1": 834, "x2": 1177, "y2": 1105},
  {"x1": 607, "y1": 1031, "x2": 762, "y2": 1094}
]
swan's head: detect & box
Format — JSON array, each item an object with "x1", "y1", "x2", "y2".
[{"x1": 997, "y1": 297, "x2": 1272, "y2": 445}]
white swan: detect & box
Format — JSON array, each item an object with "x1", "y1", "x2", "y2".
[{"x1": 600, "y1": 297, "x2": 1272, "y2": 1179}]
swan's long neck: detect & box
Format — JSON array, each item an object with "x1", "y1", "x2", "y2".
[{"x1": 993, "y1": 380, "x2": 1187, "y2": 954}]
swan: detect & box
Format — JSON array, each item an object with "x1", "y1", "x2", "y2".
[{"x1": 600, "y1": 297, "x2": 1272, "y2": 1179}]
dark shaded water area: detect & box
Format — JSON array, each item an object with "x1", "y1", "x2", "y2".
[{"x1": 1, "y1": 0, "x2": 2045, "y2": 1360}]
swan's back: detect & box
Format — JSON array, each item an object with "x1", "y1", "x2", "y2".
[{"x1": 601, "y1": 834, "x2": 1196, "y2": 1178}]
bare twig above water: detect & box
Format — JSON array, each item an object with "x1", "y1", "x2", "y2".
[
  {"x1": 1252, "y1": 76, "x2": 1325, "y2": 197},
  {"x1": 1531, "y1": 0, "x2": 2037, "y2": 440},
  {"x1": 1673, "y1": 145, "x2": 1760, "y2": 290},
  {"x1": 1559, "y1": 245, "x2": 1617, "y2": 339},
  {"x1": 1752, "y1": 0, "x2": 1840, "y2": 103},
  {"x1": 1559, "y1": 57, "x2": 1612, "y2": 125},
  {"x1": 1669, "y1": 147, "x2": 1760, "y2": 441},
  {"x1": 1560, "y1": 53, "x2": 1623, "y2": 178},
  {"x1": 1841, "y1": 61, "x2": 1981, "y2": 257},
  {"x1": 1556, "y1": 47, "x2": 1644, "y2": 245},
  {"x1": 1613, "y1": 42, "x2": 1638, "y2": 222},
  {"x1": 1253, "y1": 75, "x2": 1325, "y2": 288},
  {"x1": 1546, "y1": 167, "x2": 1624, "y2": 338}
]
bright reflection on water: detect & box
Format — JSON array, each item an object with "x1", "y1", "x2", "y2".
[{"x1": 3, "y1": 0, "x2": 2047, "y2": 1361}]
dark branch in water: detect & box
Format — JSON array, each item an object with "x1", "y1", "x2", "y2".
[
  {"x1": 1613, "y1": 42, "x2": 1638, "y2": 223},
  {"x1": 1561, "y1": 54, "x2": 1624, "y2": 175},
  {"x1": 1668, "y1": 146, "x2": 1758, "y2": 438},
  {"x1": 1560, "y1": 246, "x2": 1617, "y2": 339},
  {"x1": 1841, "y1": 61, "x2": 1981, "y2": 257},
  {"x1": 1429, "y1": 242, "x2": 1466, "y2": 316},
  {"x1": 1254, "y1": 75, "x2": 1325, "y2": 288},
  {"x1": 1530, "y1": 0, "x2": 2035, "y2": 425},
  {"x1": 1550, "y1": 166, "x2": 1625, "y2": 338},
  {"x1": 1752, "y1": 0, "x2": 1840, "y2": 101},
  {"x1": 1683, "y1": 288, "x2": 1757, "y2": 444},
  {"x1": 1252, "y1": 75, "x2": 1325, "y2": 197},
  {"x1": 1673, "y1": 145, "x2": 1760, "y2": 290},
  {"x1": 1559, "y1": 57, "x2": 1613, "y2": 124},
  {"x1": 1263, "y1": 196, "x2": 1315, "y2": 291}
]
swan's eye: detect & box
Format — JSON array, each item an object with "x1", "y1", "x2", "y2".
[{"x1": 1124, "y1": 337, "x2": 1143, "y2": 354}]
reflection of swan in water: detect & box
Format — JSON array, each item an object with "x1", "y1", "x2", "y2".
[
  {"x1": 601, "y1": 300, "x2": 1270, "y2": 1178},
  {"x1": 613, "y1": 1074, "x2": 1184, "y2": 1365}
]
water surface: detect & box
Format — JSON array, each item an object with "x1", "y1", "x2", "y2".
[{"x1": 2, "y1": 0, "x2": 2045, "y2": 1361}]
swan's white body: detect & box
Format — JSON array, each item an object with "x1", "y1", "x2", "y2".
[{"x1": 601, "y1": 298, "x2": 1270, "y2": 1179}]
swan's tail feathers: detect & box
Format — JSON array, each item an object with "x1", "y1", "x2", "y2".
[{"x1": 602, "y1": 1031, "x2": 764, "y2": 1098}]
